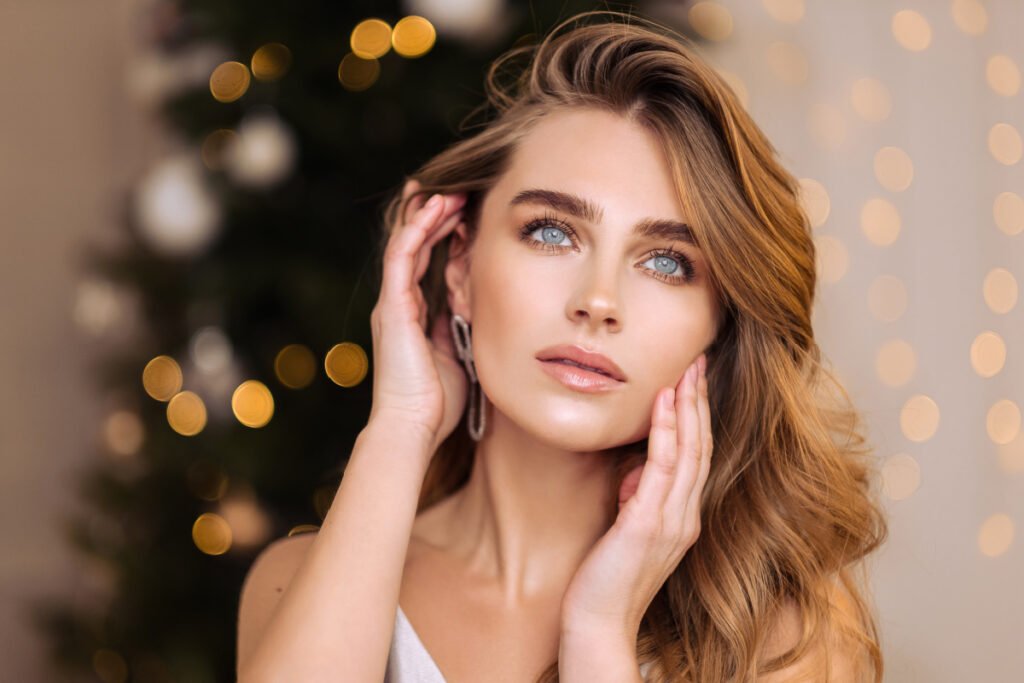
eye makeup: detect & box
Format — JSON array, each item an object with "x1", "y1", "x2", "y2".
[{"x1": 516, "y1": 210, "x2": 698, "y2": 285}]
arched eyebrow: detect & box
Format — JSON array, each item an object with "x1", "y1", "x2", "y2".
[{"x1": 509, "y1": 188, "x2": 697, "y2": 247}]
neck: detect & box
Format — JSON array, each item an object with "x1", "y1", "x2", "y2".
[{"x1": 439, "y1": 408, "x2": 630, "y2": 609}]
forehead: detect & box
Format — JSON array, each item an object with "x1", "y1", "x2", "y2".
[{"x1": 496, "y1": 107, "x2": 686, "y2": 222}]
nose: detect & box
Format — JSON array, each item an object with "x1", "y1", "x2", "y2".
[{"x1": 567, "y1": 260, "x2": 622, "y2": 332}]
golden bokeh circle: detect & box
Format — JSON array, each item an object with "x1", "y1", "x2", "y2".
[
  {"x1": 860, "y1": 197, "x2": 901, "y2": 246},
  {"x1": 986, "y1": 55, "x2": 1021, "y2": 97},
  {"x1": 951, "y1": 0, "x2": 988, "y2": 36},
  {"x1": 209, "y1": 61, "x2": 251, "y2": 103},
  {"x1": 351, "y1": 18, "x2": 393, "y2": 59},
  {"x1": 978, "y1": 513, "x2": 1014, "y2": 557},
  {"x1": 994, "y1": 191, "x2": 1024, "y2": 235},
  {"x1": 874, "y1": 146, "x2": 914, "y2": 192},
  {"x1": 814, "y1": 234, "x2": 848, "y2": 284},
  {"x1": 970, "y1": 331, "x2": 1006, "y2": 378},
  {"x1": 142, "y1": 355, "x2": 182, "y2": 401},
  {"x1": 192, "y1": 512, "x2": 232, "y2": 555},
  {"x1": 392, "y1": 16, "x2": 436, "y2": 58},
  {"x1": 868, "y1": 275, "x2": 908, "y2": 322},
  {"x1": 850, "y1": 77, "x2": 892, "y2": 123},
  {"x1": 325, "y1": 342, "x2": 369, "y2": 387},
  {"x1": 761, "y1": 0, "x2": 804, "y2": 24},
  {"x1": 983, "y1": 268, "x2": 1018, "y2": 314},
  {"x1": 881, "y1": 453, "x2": 920, "y2": 501},
  {"x1": 251, "y1": 42, "x2": 292, "y2": 81},
  {"x1": 891, "y1": 10, "x2": 932, "y2": 52},
  {"x1": 876, "y1": 339, "x2": 916, "y2": 388},
  {"x1": 231, "y1": 380, "x2": 274, "y2": 428},
  {"x1": 338, "y1": 53, "x2": 381, "y2": 92},
  {"x1": 688, "y1": 2, "x2": 734, "y2": 42},
  {"x1": 988, "y1": 122, "x2": 1023, "y2": 165},
  {"x1": 167, "y1": 391, "x2": 207, "y2": 436},
  {"x1": 986, "y1": 399, "x2": 1021, "y2": 445},
  {"x1": 275, "y1": 343, "x2": 317, "y2": 389},
  {"x1": 900, "y1": 394, "x2": 940, "y2": 442}
]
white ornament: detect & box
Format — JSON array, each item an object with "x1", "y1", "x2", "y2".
[
  {"x1": 135, "y1": 152, "x2": 222, "y2": 257},
  {"x1": 224, "y1": 109, "x2": 297, "y2": 188}
]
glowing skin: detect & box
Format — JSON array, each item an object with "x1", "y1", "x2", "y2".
[{"x1": 412, "y1": 107, "x2": 720, "y2": 617}]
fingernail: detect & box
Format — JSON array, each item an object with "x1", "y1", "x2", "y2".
[
  {"x1": 663, "y1": 388, "x2": 675, "y2": 410},
  {"x1": 426, "y1": 194, "x2": 442, "y2": 209}
]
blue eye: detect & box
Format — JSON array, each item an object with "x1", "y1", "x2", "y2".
[{"x1": 517, "y1": 212, "x2": 697, "y2": 285}]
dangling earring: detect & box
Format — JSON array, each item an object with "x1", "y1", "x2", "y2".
[{"x1": 449, "y1": 313, "x2": 486, "y2": 441}]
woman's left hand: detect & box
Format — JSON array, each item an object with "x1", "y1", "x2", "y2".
[{"x1": 560, "y1": 353, "x2": 713, "y2": 641}]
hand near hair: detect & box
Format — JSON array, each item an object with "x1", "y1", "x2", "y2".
[
  {"x1": 368, "y1": 178, "x2": 470, "y2": 457},
  {"x1": 560, "y1": 354, "x2": 713, "y2": 645}
]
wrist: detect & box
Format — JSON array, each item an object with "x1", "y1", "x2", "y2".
[{"x1": 356, "y1": 418, "x2": 437, "y2": 467}]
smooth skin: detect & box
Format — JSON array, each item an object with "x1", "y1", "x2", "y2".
[{"x1": 237, "y1": 108, "x2": 863, "y2": 682}]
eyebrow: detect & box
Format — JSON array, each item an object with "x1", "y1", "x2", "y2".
[{"x1": 509, "y1": 188, "x2": 697, "y2": 247}]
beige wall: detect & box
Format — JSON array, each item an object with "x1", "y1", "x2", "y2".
[{"x1": 0, "y1": 1, "x2": 165, "y2": 679}]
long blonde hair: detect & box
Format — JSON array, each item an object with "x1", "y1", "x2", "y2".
[{"x1": 375, "y1": 10, "x2": 887, "y2": 681}]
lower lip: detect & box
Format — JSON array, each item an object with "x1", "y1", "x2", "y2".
[{"x1": 538, "y1": 359, "x2": 624, "y2": 392}]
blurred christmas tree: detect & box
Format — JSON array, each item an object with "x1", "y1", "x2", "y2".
[{"x1": 28, "y1": 1, "x2": 658, "y2": 681}]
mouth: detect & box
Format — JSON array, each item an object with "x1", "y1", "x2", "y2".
[
  {"x1": 537, "y1": 357, "x2": 625, "y2": 393},
  {"x1": 534, "y1": 344, "x2": 627, "y2": 382}
]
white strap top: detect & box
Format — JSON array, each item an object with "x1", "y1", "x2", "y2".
[{"x1": 384, "y1": 605, "x2": 654, "y2": 682}]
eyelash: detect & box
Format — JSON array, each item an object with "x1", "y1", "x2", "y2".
[{"x1": 516, "y1": 211, "x2": 697, "y2": 285}]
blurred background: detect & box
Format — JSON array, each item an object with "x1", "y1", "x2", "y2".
[{"x1": 1, "y1": 0, "x2": 1021, "y2": 680}]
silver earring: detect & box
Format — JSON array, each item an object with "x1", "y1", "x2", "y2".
[{"x1": 449, "y1": 313, "x2": 486, "y2": 441}]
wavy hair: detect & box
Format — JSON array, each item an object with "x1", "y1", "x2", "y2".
[{"x1": 375, "y1": 10, "x2": 888, "y2": 682}]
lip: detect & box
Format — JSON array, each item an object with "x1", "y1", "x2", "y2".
[
  {"x1": 538, "y1": 358, "x2": 625, "y2": 392},
  {"x1": 535, "y1": 344, "x2": 627, "y2": 383}
]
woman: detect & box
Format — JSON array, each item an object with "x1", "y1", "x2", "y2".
[{"x1": 237, "y1": 10, "x2": 888, "y2": 682}]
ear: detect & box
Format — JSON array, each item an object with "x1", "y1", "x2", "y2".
[{"x1": 444, "y1": 219, "x2": 472, "y2": 322}]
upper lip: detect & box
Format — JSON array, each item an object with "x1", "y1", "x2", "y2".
[{"x1": 535, "y1": 344, "x2": 627, "y2": 382}]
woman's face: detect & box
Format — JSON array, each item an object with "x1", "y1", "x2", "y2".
[{"x1": 446, "y1": 107, "x2": 720, "y2": 450}]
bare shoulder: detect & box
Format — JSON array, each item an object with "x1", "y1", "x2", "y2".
[
  {"x1": 236, "y1": 532, "x2": 319, "y2": 674},
  {"x1": 756, "y1": 575, "x2": 875, "y2": 682}
]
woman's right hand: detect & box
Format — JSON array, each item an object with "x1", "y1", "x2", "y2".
[{"x1": 367, "y1": 179, "x2": 471, "y2": 458}]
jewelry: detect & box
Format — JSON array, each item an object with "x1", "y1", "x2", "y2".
[{"x1": 449, "y1": 313, "x2": 486, "y2": 441}]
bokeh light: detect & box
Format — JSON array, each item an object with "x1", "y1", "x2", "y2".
[
  {"x1": 192, "y1": 512, "x2": 232, "y2": 555},
  {"x1": 209, "y1": 61, "x2": 251, "y2": 103},
  {"x1": 978, "y1": 513, "x2": 1014, "y2": 557},
  {"x1": 900, "y1": 394, "x2": 940, "y2": 442},
  {"x1": 275, "y1": 343, "x2": 317, "y2": 389},
  {"x1": 392, "y1": 16, "x2": 436, "y2": 58},
  {"x1": 167, "y1": 391, "x2": 207, "y2": 436},
  {"x1": 142, "y1": 355, "x2": 182, "y2": 401},
  {"x1": 325, "y1": 342, "x2": 369, "y2": 387},
  {"x1": 231, "y1": 380, "x2": 274, "y2": 428}
]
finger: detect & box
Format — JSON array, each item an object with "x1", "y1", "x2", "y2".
[
  {"x1": 414, "y1": 208, "x2": 465, "y2": 283},
  {"x1": 633, "y1": 387, "x2": 678, "y2": 515},
  {"x1": 684, "y1": 355, "x2": 713, "y2": 524},
  {"x1": 380, "y1": 193, "x2": 446, "y2": 305},
  {"x1": 665, "y1": 361, "x2": 702, "y2": 520}
]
